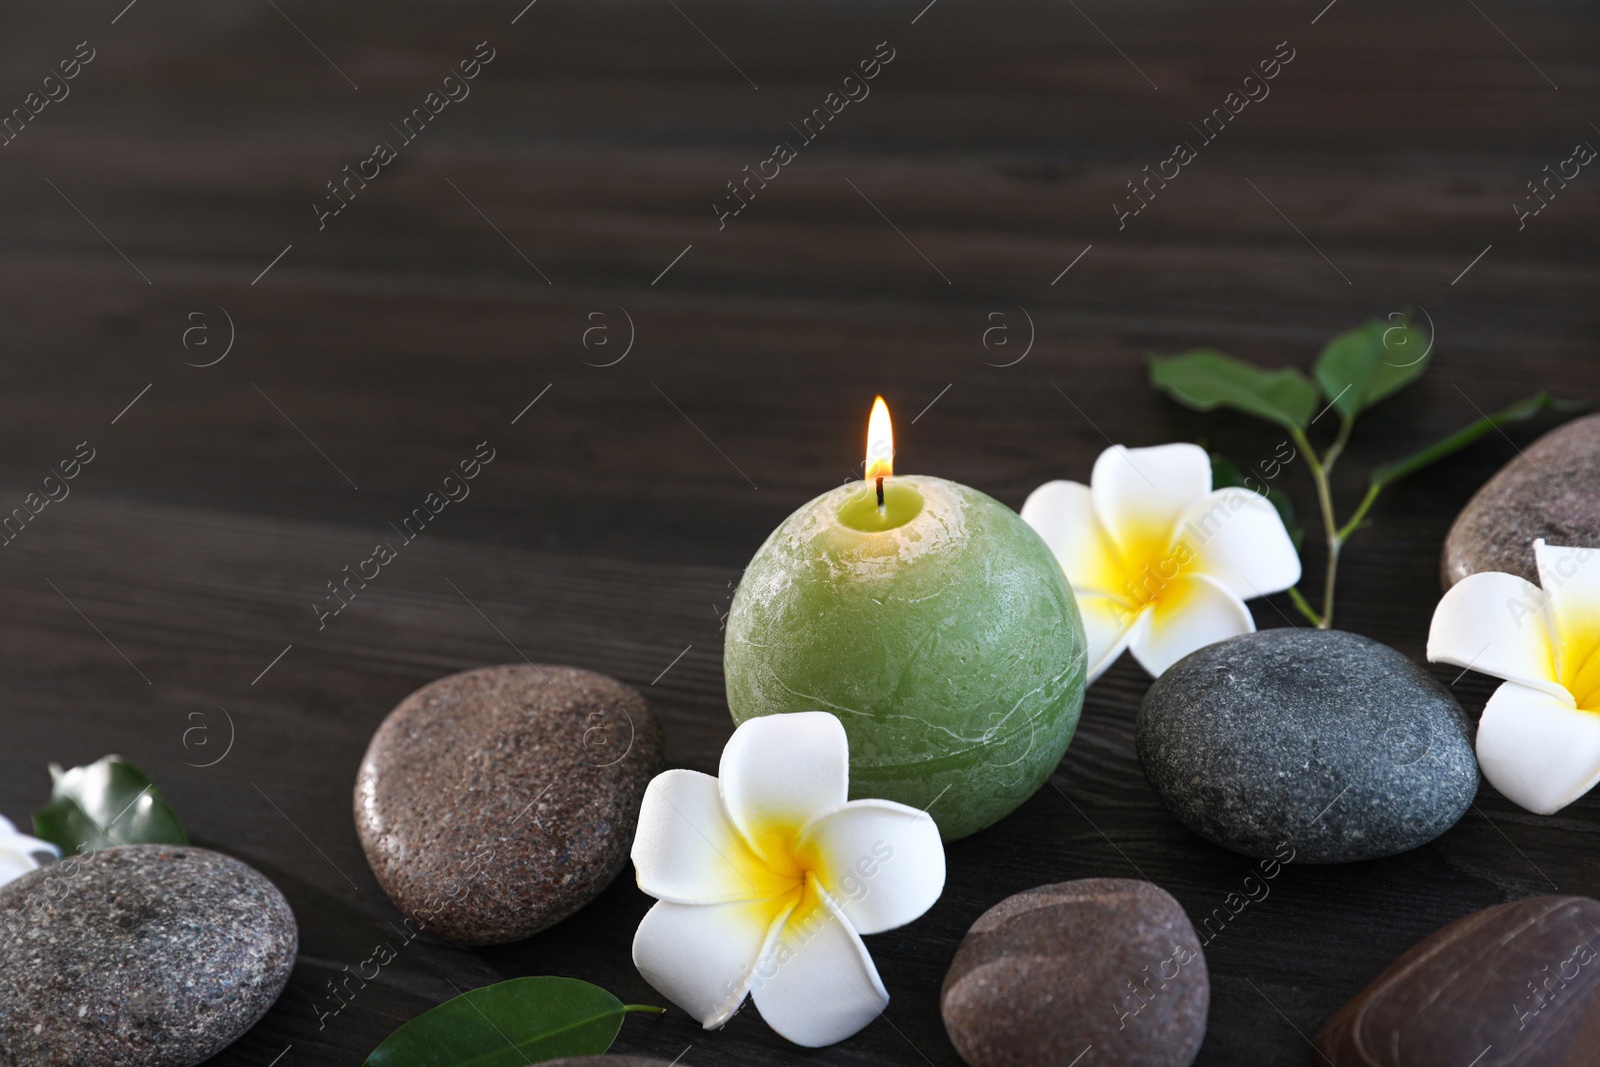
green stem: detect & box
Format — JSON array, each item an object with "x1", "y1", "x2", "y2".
[
  {"x1": 623, "y1": 1005, "x2": 667, "y2": 1015},
  {"x1": 1291, "y1": 428, "x2": 1339, "y2": 629},
  {"x1": 1321, "y1": 541, "x2": 1341, "y2": 630},
  {"x1": 1320, "y1": 414, "x2": 1356, "y2": 476},
  {"x1": 1286, "y1": 586, "x2": 1324, "y2": 627},
  {"x1": 1336, "y1": 482, "x2": 1383, "y2": 542}
]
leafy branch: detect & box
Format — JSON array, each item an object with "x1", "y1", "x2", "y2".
[
  {"x1": 1150, "y1": 313, "x2": 1587, "y2": 629},
  {"x1": 364, "y1": 976, "x2": 661, "y2": 1066},
  {"x1": 33, "y1": 755, "x2": 186, "y2": 854}
]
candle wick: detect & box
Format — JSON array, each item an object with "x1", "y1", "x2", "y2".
[{"x1": 876, "y1": 476, "x2": 884, "y2": 508}]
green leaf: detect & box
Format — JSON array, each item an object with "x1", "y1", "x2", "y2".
[
  {"x1": 1149, "y1": 350, "x2": 1318, "y2": 431},
  {"x1": 1368, "y1": 391, "x2": 1590, "y2": 488},
  {"x1": 33, "y1": 755, "x2": 187, "y2": 855},
  {"x1": 364, "y1": 977, "x2": 663, "y2": 1067},
  {"x1": 1313, "y1": 314, "x2": 1432, "y2": 420},
  {"x1": 1210, "y1": 452, "x2": 1304, "y2": 551}
]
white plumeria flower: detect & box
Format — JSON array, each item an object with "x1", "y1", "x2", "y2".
[
  {"x1": 630, "y1": 711, "x2": 945, "y2": 1048},
  {"x1": 1021, "y1": 442, "x2": 1302, "y2": 683},
  {"x1": 1428, "y1": 539, "x2": 1600, "y2": 814},
  {"x1": 0, "y1": 813, "x2": 57, "y2": 885}
]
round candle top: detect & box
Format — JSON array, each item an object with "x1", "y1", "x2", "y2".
[
  {"x1": 725, "y1": 401, "x2": 1086, "y2": 839},
  {"x1": 836, "y1": 395, "x2": 924, "y2": 532},
  {"x1": 836, "y1": 481, "x2": 924, "y2": 531}
]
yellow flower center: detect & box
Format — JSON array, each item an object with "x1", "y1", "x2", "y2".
[
  {"x1": 1097, "y1": 529, "x2": 1198, "y2": 620},
  {"x1": 1556, "y1": 611, "x2": 1600, "y2": 713},
  {"x1": 742, "y1": 822, "x2": 837, "y2": 935}
]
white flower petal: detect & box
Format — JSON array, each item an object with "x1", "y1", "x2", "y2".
[
  {"x1": 1175, "y1": 487, "x2": 1301, "y2": 599},
  {"x1": 0, "y1": 847, "x2": 41, "y2": 886},
  {"x1": 1075, "y1": 594, "x2": 1147, "y2": 684},
  {"x1": 18, "y1": 834, "x2": 57, "y2": 859},
  {"x1": 1477, "y1": 681, "x2": 1600, "y2": 814},
  {"x1": 1129, "y1": 573, "x2": 1254, "y2": 677},
  {"x1": 633, "y1": 770, "x2": 793, "y2": 904},
  {"x1": 0, "y1": 826, "x2": 57, "y2": 859},
  {"x1": 721, "y1": 712, "x2": 849, "y2": 868},
  {"x1": 797, "y1": 799, "x2": 945, "y2": 936},
  {"x1": 633, "y1": 895, "x2": 797, "y2": 1029},
  {"x1": 1090, "y1": 443, "x2": 1212, "y2": 551},
  {"x1": 750, "y1": 878, "x2": 889, "y2": 1047},
  {"x1": 1020, "y1": 480, "x2": 1123, "y2": 594},
  {"x1": 1427, "y1": 571, "x2": 1566, "y2": 701},
  {"x1": 1534, "y1": 540, "x2": 1600, "y2": 614},
  {"x1": 1534, "y1": 540, "x2": 1600, "y2": 707},
  {"x1": 0, "y1": 817, "x2": 57, "y2": 879}
]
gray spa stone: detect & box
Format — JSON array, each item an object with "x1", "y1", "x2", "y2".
[
  {"x1": 0, "y1": 844, "x2": 297, "y2": 1066},
  {"x1": 1136, "y1": 629, "x2": 1478, "y2": 864}
]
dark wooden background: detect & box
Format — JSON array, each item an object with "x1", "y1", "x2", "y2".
[{"x1": 0, "y1": 0, "x2": 1596, "y2": 1063}]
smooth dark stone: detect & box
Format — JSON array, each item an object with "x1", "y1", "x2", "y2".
[
  {"x1": 942, "y1": 878, "x2": 1208, "y2": 1067},
  {"x1": 354, "y1": 664, "x2": 664, "y2": 945},
  {"x1": 0, "y1": 844, "x2": 296, "y2": 1067},
  {"x1": 1316, "y1": 895, "x2": 1600, "y2": 1066},
  {"x1": 1441, "y1": 412, "x2": 1600, "y2": 588},
  {"x1": 1137, "y1": 629, "x2": 1478, "y2": 864}
]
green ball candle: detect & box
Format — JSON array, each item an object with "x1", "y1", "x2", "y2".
[{"x1": 724, "y1": 398, "x2": 1087, "y2": 839}]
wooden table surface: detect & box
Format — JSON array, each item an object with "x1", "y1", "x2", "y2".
[{"x1": 1, "y1": 1, "x2": 1597, "y2": 1063}]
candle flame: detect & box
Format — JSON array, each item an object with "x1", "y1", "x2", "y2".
[{"x1": 865, "y1": 396, "x2": 894, "y2": 482}]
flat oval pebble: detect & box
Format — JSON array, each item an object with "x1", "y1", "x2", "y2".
[
  {"x1": 355, "y1": 664, "x2": 664, "y2": 945},
  {"x1": 1316, "y1": 895, "x2": 1600, "y2": 1066},
  {"x1": 1137, "y1": 629, "x2": 1478, "y2": 864},
  {"x1": 0, "y1": 844, "x2": 296, "y2": 1067},
  {"x1": 942, "y1": 878, "x2": 1208, "y2": 1067},
  {"x1": 1441, "y1": 412, "x2": 1600, "y2": 588}
]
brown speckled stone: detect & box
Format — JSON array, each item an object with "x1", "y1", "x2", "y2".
[
  {"x1": 1316, "y1": 895, "x2": 1600, "y2": 1066},
  {"x1": 1441, "y1": 413, "x2": 1600, "y2": 588},
  {"x1": 0, "y1": 844, "x2": 297, "y2": 1067},
  {"x1": 942, "y1": 879, "x2": 1208, "y2": 1067},
  {"x1": 354, "y1": 664, "x2": 664, "y2": 945}
]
